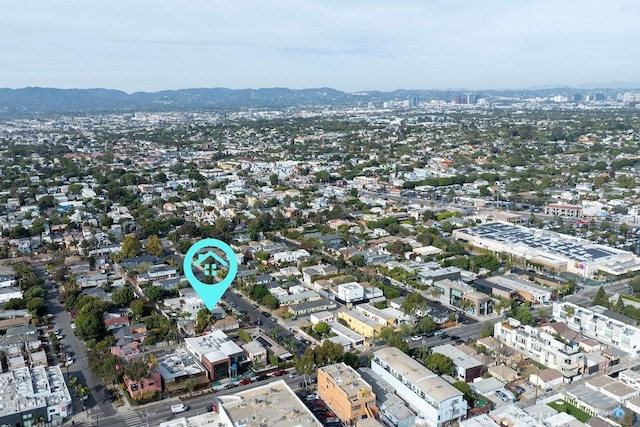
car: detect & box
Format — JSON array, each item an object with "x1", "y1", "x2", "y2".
[
  {"x1": 294, "y1": 335, "x2": 303, "y2": 340},
  {"x1": 223, "y1": 383, "x2": 238, "y2": 390},
  {"x1": 410, "y1": 335, "x2": 422, "y2": 342},
  {"x1": 252, "y1": 304, "x2": 259, "y2": 309},
  {"x1": 449, "y1": 335, "x2": 459, "y2": 340},
  {"x1": 239, "y1": 309, "x2": 247, "y2": 315},
  {"x1": 437, "y1": 333, "x2": 449, "y2": 340},
  {"x1": 171, "y1": 404, "x2": 189, "y2": 414},
  {"x1": 455, "y1": 339, "x2": 464, "y2": 345},
  {"x1": 433, "y1": 330, "x2": 445, "y2": 336},
  {"x1": 270, "y1": 317, "x2": 277, "y2": 322},
  {"x1": 288, "y1": 371, "x2": 298, "y2": 378},
  {"x1": 206, "y1": 405, "x2": 214, "y2": 412},
  {"x1": 272, "y1": 369, "x2": 287, "y2": 377},
  {"x1": 256, "y1": 374, "x2": 269, "y2": 381},
  {"x1": 305, "y1": 393, "x2": 320, "y2": 401},
  {"x1": 65, "y1": 357, "x2": 74, "y2": 365},
  {"x1": 514, "y1": 385, "x2": 526, "y2": 394},
  {"x1": 254, "y1": 319, "x2": 263, "y2": 326},
  {"x1": 230, "y1": 302, "x2": 237, "y2": 307},
  {"x1": 261, "y1": 311, "x2": 270, "y2": 317},
  {"x1": 526, "y1": 382, "x2": 536, "y2": 388},
  {"x1": 239, "y1": 378, "x2": 252, "y2": 386}
]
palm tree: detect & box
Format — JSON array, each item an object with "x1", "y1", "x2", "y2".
[{"x1": 495, "y1": 297, "x2": 510, "y2": 315}]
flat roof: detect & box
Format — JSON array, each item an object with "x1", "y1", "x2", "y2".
[
  {"x1": 218, "y1": 379, "x2": 321, "y2": 427},
  {"x1": 157, "y1": 347, "x2": 207, "y2": 381},
  {"x1": 567, "y1": 384, "x2": 619, "y2": 411},
  {"x1": 432, "y1": 344, "x2": 483, "y2": 369},
  {"x1": 319, "y1": 363, "x2": 373, "y2": 399},
  {"x1": 373, "y1": 347, "x2": 462, "y2": 403},
  {"x1": 0, "y1": 366, "x2": 72, "y2": 418},
  {"x1": 458, "y1": 222, "x2": 627, "y2": 263}
]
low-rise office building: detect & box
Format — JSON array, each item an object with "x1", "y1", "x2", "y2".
[
  {"x1": 184, "y1": 329, "x2": 246, "y2": 382},
  {"x1": 371, "y1": 347, "x2": 467, "y2": 427}
]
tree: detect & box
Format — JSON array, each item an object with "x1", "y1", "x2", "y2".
[
  {"x1": 144, "y1": 285, "x2": 168, "y2": 302},
  {"x1": 125, "y1": 359, "x2": 150, "y2": 382},
  {"x1": 512, "y1": 306, "x2": 534, "y2": 326},
  {"x1": 37, "y1": 195, "x2": 56, "y2": 209},
  {"x1": 182, "y1": 378, "x2": 197, "y2": 396},
  {"x1": 146, "y1": 235, "x2": 163, "y2": 257},
  {"x1": 112, "y1": 286, "x2": 136, "y2": 307},
  {"x1": 453, "y1": 381, "x2": 475, "y2": 406},
  {"x1": 121, "y1": 235, "x2": 142, "y2": 258},
  {"x1": 269, "y1": 173, "x2": 279, "y2": 186},
  {"x1": 423, "y1": 353, "x2": 454, "y2": 376},
  {"x1": 402, "y1": 292, "x2": 426, "y2": 314},
  {"x1": 261, "y1": 293, "x2": 280, "y2": 310},
  {"x1": 593, "y1": 286, "x2": 610, "y2": 307},
  {"x1": 347, "y1": 254, "x2": 366, "y2": 270},
  {"x1": 313, "y1": 340, "x2": 344, "y2": 366},
  {"x1": 616, "y1": 295, "x2": 625, "y2": 312},
  {"x1": 416, "y1": 316, "x2": 437, "y2": 334},
  {"x1": 349, "y1": 188, "x2": 359, "y2": 198},
  {"x1": 343, "y1": 352, "x2": 361, "y2": 369},
  {"x1": 27, "y1": 297, "x2": 46, "y2": 316},
  {"x1": 314, "y1": 322, "x2": 329, "y2": 335},
  {"x1": 3, "y1": 298, "x2": 26, "y2": 310},
  {"x1": 130, "y1": 299, "x2": 149, "y2": 318},
  {"x1": 75, "y1": 311, "x2": 107, "y2": 341}
]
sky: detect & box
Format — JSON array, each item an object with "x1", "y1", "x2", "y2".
[{"x1": 1, "y1": 0, "x2": 640, "y2": 93}]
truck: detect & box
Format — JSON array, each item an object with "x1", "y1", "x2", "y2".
[{"x1": 171, "y1": 404, "x2": 188, "y2": 414}]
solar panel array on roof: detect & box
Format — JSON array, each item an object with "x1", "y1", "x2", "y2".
[{"x1": 465, "y1": 223, "x2": 617, "y2": 262}]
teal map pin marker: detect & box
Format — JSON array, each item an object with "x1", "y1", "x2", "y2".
[{"x1": 183, "y1": 238, "x2": 238, "y2": 310}]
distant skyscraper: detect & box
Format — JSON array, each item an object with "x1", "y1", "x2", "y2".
[
  {"x1": 573, "y1": 94, "x2": 582, "y2": 102},
  {"x1": 409, "y1": 97, "x2": 418, "y2": 107},
  {"x1": 595, "y1": 93, "x2": 606, "y2": 101}
]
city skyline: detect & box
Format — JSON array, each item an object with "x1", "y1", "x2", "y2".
[{"x1": 2, "y1": 0, "x2": 640, "y2": 93}]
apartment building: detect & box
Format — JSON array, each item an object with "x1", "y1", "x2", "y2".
[
  {"x1": 371, "y1": 347, "x2": 467, "y2": 427},
  {"x1": 431, "y1": 344, "x2": 484, "y2": 382},
  {"x1": 354, "y1": 303, "x2": 397, "y2": 328},
  {"x1": 317, "y1": 363, "x2": 377, "y2": 423},
  {"x1": 553, "y1": 301, "x2": 640, "y2": 358},
  {"x1": 338, "y1": 309, "x2": 384, "y2": 339},
  {"x1": 494, "y1": 319, "x2": 584, "y2": 380}
]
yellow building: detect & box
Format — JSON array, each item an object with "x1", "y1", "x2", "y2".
[
  {"x1": 317, "y1": 363, "x2": 376, "y2": 424},
  {"x1": 337, "y1": 309, "x2": 384, "y2": 339}
]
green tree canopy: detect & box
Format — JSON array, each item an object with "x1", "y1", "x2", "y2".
[{"x1": 423, "y1": 353, "x2": 454, "y2": 376}]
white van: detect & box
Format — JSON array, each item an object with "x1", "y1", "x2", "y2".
[{"x1": 171, "y1": 404, "x2": 188, "y2": 414}]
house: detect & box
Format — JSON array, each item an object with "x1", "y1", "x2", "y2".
[
  {"x1": 137, "y1": 264, "x2": 178, "y2": 284},
  {"x1": 529, "y1": 368, "x2": 564, "y2": 391},
  {"x1": 242, "y1": 341, "x2": 267, "y2": 366},
  {"x1": 104, "y1": 315, "x2": 131, "y2": 331},
  {"x1": 288, "y1": 298, "x2": 337, "y2": 316},
  {"x1": 487, "y1": 365, "x2": 518, "y2": 383},
  {"x1": 302, "y1": 264, "x2": 339, "y2": 284},
  {"x1": 123, "y1": 364, "x2": 162, "y2": 400},
  {"x1": 310, "y1": 311, "x2": 335, "y2": 325}
]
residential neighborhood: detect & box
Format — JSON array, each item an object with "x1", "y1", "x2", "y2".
[{"x1": 2, "y1": 90, "x2": 640, "y2": 427}]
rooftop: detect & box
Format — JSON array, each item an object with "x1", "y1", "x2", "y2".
[
  {"x1": 373, "y1": 347, "x2": 462, "y2": 403},
  {"x1": 218, "y1": 379, "x2": 321, "y2": 427},
  {"x1": 0, "y1": 365, "x2": 72, "y2": 419},
  {"x1": 319, "y1": 363, "x2": 373, "y2": 400},
  {"x1": 432, "y1": 344, "x2": 483, "y2": 369}
]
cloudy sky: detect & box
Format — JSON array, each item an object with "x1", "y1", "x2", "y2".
[{"x1": 1, "y1": 0, "x2": 639, "y2": 92}]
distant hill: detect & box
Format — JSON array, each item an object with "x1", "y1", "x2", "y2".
[{"x1": 0, "y1": 85, "x2": 639, "y2": 115}]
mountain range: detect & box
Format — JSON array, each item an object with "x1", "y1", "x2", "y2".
[{"x1": 0, "y1": 85, "x2": 638, "y2": 115}]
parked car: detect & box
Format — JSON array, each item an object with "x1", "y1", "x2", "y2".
[
  {"x1": 223, "y1": 383, "x2": 238, "y2": 390},
  {"x1": 410, "y1": 335, "x2": 422, "y2": 342},
  {"x1": 305, "y1": 393, "x2": 320, "y2": 401},
  {"x1": 437, "y1": 333, "x2": 449, "y2": 340},
  {"x1": 206, "y1": 405, "x2": 214, "y2": 412},
  {"x1": 256, "y1": 374, "x2": 269, "y2": 381},
  {"x1": 239, "y1": 378, "x2": 252, "y2": 386},
  {"x1": 272, "y1": 369, "x2": 287, "y2": 377},
  {"x1": 261, "y1": 311, "x2": 270, "y2": 317}
]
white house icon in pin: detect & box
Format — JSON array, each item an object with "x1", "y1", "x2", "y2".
[{"x1": 194, "y1": 250, "x2": 229, "y2": 277}]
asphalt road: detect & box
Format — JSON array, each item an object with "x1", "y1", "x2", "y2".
[{"x1": 35, "y1": 266, "x2": 118, "y2": 423}]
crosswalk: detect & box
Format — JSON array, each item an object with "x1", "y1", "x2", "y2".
[{"x1": 122, "y1": 411, "x2": 144, "y2": 427}]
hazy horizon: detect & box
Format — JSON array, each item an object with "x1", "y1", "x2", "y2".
[{"x1": 2, "y1": 0, "x2": 639, "y2": 93}]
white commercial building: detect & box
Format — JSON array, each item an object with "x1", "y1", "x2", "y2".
[
  {"x1": 553, "y1": 301, "x2": 640, "y2": 358},
  {"x1": 453, "y1": 221, "x2": 640, "y2": 278},
  {"x1": 371, "y1": 347, "x2": 467, "y2": 427},
  {"x1": 0, "y1": 286, "x2": 23, "y2": 304},
  {"x1": 494, "y1": 319, "x2": 584, "y2": 379}
]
